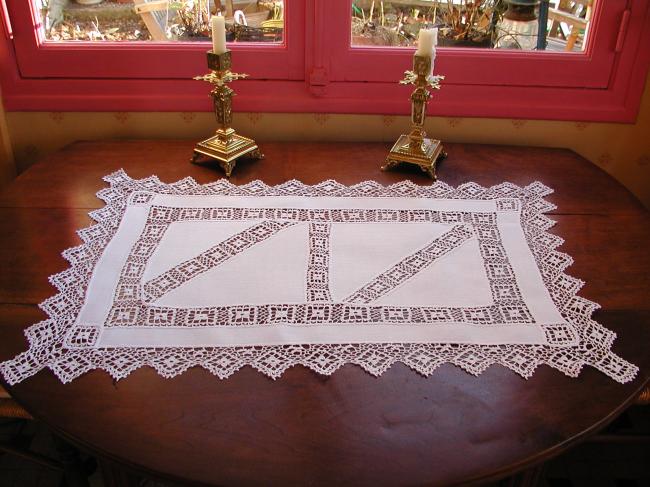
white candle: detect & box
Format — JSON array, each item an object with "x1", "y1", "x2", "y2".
[
  {"x1": 415, "y1": 28, "x2": 436, "y2": 57},
  {"x1": 415, "y1": 27, "x2": 437, "y2": 74},
  {"x1": 431, "y1": 27, "x2": 438, "y2": 68},
  {"x1": 211, "y1": 15, "x2": 226, "y2": 54}
]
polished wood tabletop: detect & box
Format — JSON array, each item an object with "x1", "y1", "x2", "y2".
[{"x1": 0, "y1": 141, "x2": 649, "y2": 486}]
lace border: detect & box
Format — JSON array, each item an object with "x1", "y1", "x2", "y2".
[{"x1": 0, "y1": 171, "x2": 639, "y2": 384}]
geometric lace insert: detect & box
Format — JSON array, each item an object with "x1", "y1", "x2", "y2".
[{"x1": 0, "y1": 171, "x2": 638, "y2": 385}]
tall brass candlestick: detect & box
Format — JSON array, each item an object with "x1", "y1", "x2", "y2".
[
  {"x1": 192, "y1": 50, "x2": 263, "y2": 177},
  {"x1": 383, "y1": 55, "x2": 446, "y2": 180}
]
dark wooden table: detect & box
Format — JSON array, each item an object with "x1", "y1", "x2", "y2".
[{"x1": 1, "y1": 141, "x2": 649, "y2": 486}]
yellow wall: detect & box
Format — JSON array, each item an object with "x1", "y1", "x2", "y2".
[
  {"x1": 0, "y1": 90, "x2": 15, "y2": 188},
  {"x1": 3, "y1": 73, "x2": 650, "y2": 207}
]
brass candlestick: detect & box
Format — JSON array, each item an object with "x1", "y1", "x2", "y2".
[
  {"x1": 383, "y1": 55, "x2": 446, "y2": 180},
  {"x1": 192, "y1": 50, "x2": 263, "y2": 177}
]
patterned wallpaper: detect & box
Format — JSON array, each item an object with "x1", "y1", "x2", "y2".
[{"x1": 2, "y1": 74, "x2": 650, "y2": 208}]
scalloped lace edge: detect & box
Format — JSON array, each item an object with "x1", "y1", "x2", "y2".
[{"x1": 0, "y1": 171, "x2": 639, "y2": 384}]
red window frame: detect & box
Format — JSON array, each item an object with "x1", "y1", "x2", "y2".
[
  {"x1": 330, "y1": 0, "x2": 618, "y2": 88},
  {"x1": 1, "y1": 0, "x2": 649, "y2": 122},
  {"x1": 5, "y1": 0, "x2": 305, "y2": 80}
]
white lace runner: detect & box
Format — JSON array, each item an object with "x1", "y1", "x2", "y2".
[{"x1": 0, "y1": 171, "x2": 639, "y2": 384}]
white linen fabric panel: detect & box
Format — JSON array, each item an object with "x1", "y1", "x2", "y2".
[
  {"x1": 0, "y1": 172, "x2": 639, "y2": 385},
  {"x1": 85, "y1": 192, "x2": 556, "y2": 347}
]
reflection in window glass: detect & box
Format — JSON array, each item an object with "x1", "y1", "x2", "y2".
[
  {"x1": 351, "y1": 1, "x2": 594, "y2": 52},
  {"x1": 39, "y1": 0, "x2": 284, "y2": 42}
]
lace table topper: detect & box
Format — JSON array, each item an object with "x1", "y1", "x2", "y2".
[{"x1": 0, "y1": 171, "x2": 638, "y2": 384}]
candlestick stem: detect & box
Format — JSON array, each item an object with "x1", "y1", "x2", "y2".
[
  {"x1": 383, "y1": 54, "x2": 446, "y2": 180},
  {"x1": 191, "y1": 50, "x2": 263, "y2": 177}
]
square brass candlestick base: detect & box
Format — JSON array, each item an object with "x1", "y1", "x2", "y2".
[
  {"x1": 191, "y1": 131, "x2": 264, "y2": 177},
  {"x1": 382, "y1": 135, "x2": 447, "y2": 180}
]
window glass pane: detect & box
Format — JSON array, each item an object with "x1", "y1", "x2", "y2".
[
  {"x1": 39, "y1": 0, "x2": 284, "y2": 43},
  {"x1": 350, "y1": 0, "x2": 594, "y2": 52}
]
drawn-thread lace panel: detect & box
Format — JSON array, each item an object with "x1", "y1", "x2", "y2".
[{"x1": 0, "y1": 172, "x2": 638, "y2": 385}]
